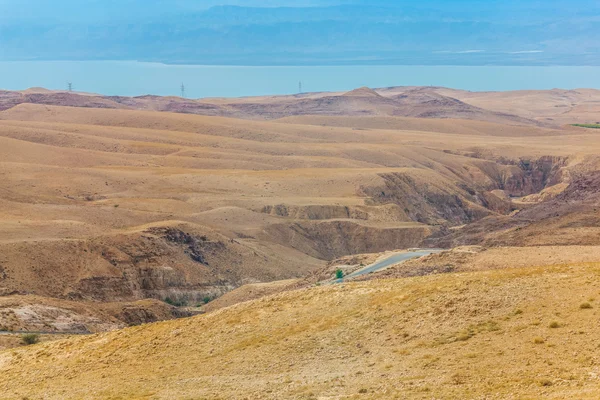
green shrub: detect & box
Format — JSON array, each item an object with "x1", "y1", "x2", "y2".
[
  {"x1": 335, "y1": 269, "x2": 344, "y2": 279},
  {"x1": 164, "y1": 297, "x2": 187, "y2": 307},
  {"x1": 164, "y1": 297, "x2": 175, "y2": 306},
  {"x1": 21, "y1": 333, "x2": 40, "y2": 346},
  {"x1": 203, "y1": 296, "x2": 212, "y2": 304}
]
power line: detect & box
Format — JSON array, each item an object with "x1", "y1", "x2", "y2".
[
  {"x1": 299, "y1": 81, "x2": 302, "y2": 94},
  {"x1": 180, "y1": 83, "x2": 186, "y2": 98}
]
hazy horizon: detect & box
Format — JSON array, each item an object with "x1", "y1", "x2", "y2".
[{"x1": 1, "y1": 0, "x2": 599, "y2": 66}]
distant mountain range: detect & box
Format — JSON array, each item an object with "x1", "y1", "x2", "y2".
[{"x1": 1, "y1": 1, "x2": 599, "y2": 65}]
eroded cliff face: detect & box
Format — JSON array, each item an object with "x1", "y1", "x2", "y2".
[
  {"x1": 0, "y1": 225, "x2": 320, "y2": 306},
  {"x1": 491, "y1": 156, "x2": 567, "y2": 197},
  {"x1": 263, "y1": 220, "x2": 432, "y2": 261},
  {"x1": 262, "y1": 204, "x2": 370, "y2": 221},
  {"x1": 261, "y1": 203, "x2": 412, "y2": 223},
  {"x1": 359, "y1": 172, "x2": 492, "y2": 226},
  {"x1": 359, "y1": 156, "x2": 569, "y2": 226},
  {"x1": 66, "y1": 229, "x2": 236, "y2": 304}
]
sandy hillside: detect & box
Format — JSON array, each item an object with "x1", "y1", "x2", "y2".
[{"x1": 3, "y1": 263, "x2": 600, "y2": 399}]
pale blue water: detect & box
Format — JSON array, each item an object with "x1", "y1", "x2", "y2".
[{"x1": 1, "y1": 61, "x2": 599, "y2": 98}]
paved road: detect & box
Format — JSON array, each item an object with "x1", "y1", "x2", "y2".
[{"x1": 333, "y1": 249, "x2": 443, "y2": 283}]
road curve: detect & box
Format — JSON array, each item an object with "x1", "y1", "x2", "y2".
[{"x1": 333, "y1": 249, "x2": 443, "y2": 283}]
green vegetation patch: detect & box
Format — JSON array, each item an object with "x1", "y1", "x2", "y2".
[
  {"x1": 572, "y1": 124, "x2": 600, "y2": 129},
  {"x1": 21, "y1": 333, "x2": 40, "y2": 345}
]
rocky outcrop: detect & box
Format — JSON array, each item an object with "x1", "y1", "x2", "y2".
[
  {"x1": 0, "y1": 225, "x2": 320, "y2": 305},
  {"x1": 500, "y1": 156, "x2": 567, "y2": 197},
  {"x1": 360, "y1": 172, "x2": 492, "y2": 226},
  {"x1": 263, "y1": 220, "x2": 432, "y2": 260},
  {"x1": 261, "y1": 203, "x2": 413, "y2": 222},
  {"x1": 0, "y1": 296, "x2": 187, "y2": 333},
  {"x1": 359, "y1": 156, "x2": 568, "y2": 228},
  {"x1": 425, "y1": 168, "x2": 599, "y2": 248},
  {"x1": 471, "y1": 156, "x2": 567, "y2": 197},
  {"x1": 261, "y1": 204, "x2": 369, "y2": 220}
]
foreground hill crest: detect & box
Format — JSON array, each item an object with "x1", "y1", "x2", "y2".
[{"x1": 2, "y1": 264, "x2": 600, "y2": 399}]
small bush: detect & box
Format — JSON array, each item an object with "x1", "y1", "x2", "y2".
[
  {"x1": 538, "y1": 379, "x2": 553, "y2": 387},
  {"x1": 549, "y1": 321, "x2": 560, "y2": 329},
  {"x1": 164, "y1": 297, "x2": 175, "y2": 305},
  {"x1": 451, "y1": 372, "x2": 467, "y2": 385},
  {"x1": 358, "y1": 388, "x2": 368, "y2": 394},
  {"x1": 203, "y1": 296, "x2": 212, "y2": 304},
  {"x1": 21, "y1": 334, "x2": 40, "y2": 346},
  {"x1": 580, "y1": 302, "x2": 593, "y2": 309},
  {"x1": 533, "y1": 337, "x2": 545, "y2": 344},
  {"x1": 335, "y1": 269, "x2": 344, "y2": 279},
  {"x1": 164, "y1": 297, "x2": 187, "y2": 307}
]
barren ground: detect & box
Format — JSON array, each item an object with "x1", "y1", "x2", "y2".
[{"x1": 1, "y1": 86, "x2": 600, "y2": 397}]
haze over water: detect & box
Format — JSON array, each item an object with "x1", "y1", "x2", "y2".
[{"x1": 1, "y1": 61, "x2": 600, "y2": 98}]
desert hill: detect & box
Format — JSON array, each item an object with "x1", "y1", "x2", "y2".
[
  {"x1": 389, "y1": 88, "x2": 539, "y2": 125},
  {"x1": 431, "y1": 87, "x2": 600, "y2": 125},
  {"x1": 5, "y1": 85, "x2": 597, "y2": 126},
  {"x1": 2, "y1": 263, "x2": 600, "y2": 399},
  {"x1": 342, "y1": 86, "x2": 384, "y2": 97},
  {"x1": 0, "y1": 88, "x2": 600, "y2": 335}
]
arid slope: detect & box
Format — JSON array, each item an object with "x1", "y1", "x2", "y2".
[{"x1": 2, "y1": 264, "x2": 600, "y2": 399}]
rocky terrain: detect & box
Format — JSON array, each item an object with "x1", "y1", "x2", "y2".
[{"x1": 1, "y1": 85, "x2": 600, "y2": 397}]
